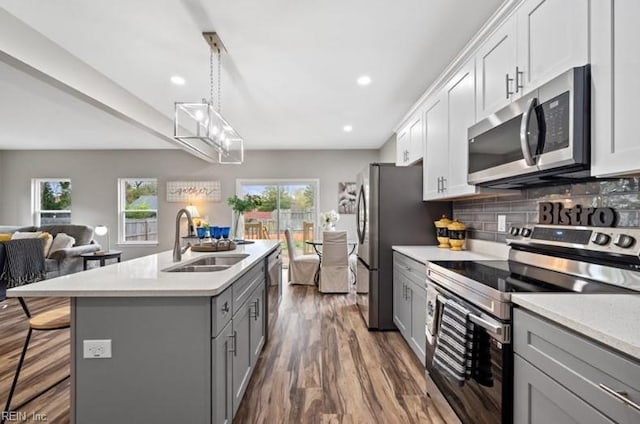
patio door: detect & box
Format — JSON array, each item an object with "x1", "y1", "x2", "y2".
[{"x1": 237, "y1": 180, "x2": 319, "y2": 266}]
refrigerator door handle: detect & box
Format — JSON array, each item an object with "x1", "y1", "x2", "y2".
[{"x1": 356, "y1": 184, "x2": 367, "y2": 245}]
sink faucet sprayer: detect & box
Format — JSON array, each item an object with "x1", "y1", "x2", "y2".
[{"x1": 173, "y1": 208, "x2": 195, "y2": 262}]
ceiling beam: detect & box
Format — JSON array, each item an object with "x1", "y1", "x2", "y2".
[{"x1": 0, "y1": 8, "x2": 219, "y2": 163}]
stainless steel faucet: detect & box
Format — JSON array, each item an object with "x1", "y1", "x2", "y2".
[{"x1": 173, "y1": 208, "x2": 195, "y2": 262}]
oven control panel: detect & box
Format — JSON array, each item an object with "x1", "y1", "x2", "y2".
[{"x1": 507, "y1": 225, "x2": 640, "y2": 256}]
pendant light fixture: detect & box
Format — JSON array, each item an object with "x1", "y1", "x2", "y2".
[{"x1": 174, "y1": 32, "x2": 244, "y2": 164}]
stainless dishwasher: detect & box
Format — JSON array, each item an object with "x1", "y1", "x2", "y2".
[{"x1": 265, "y1": 246, "x2": 282, "y2": 341}]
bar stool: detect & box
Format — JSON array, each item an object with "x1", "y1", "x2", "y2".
[{"x1": 3, "y1": 298, "x2": 70, "y2": 419}]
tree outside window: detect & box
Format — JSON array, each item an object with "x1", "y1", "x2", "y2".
[
  {"x1": 32, "y1": 179, "x2": 72, "y2": 225},
  {"x1": 118, "y1": 179, "x2": 158, "y2": 243}
]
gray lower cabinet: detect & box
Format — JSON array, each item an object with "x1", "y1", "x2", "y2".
[
  {"x1": 393, "y1": 268, "x2": 410, "y2": 334},
  {"x1": 393, "y1": 252, "x2": 427, "y2": 364},
  {"x1": 408, "y1": 279, "x2": 426, "y2": 362},
  {"x1": 514, "y1": 308, "x2": 640, "y2": 424},
  {"x1": 249, "y1": 282, "x2": 266, "y2": 367},
  {"x1": 232, "y1": 282, "x2": 255, "y2": 417},
  {"x1": 212, "y1": 321, "x2": 234, "y2": 424}
]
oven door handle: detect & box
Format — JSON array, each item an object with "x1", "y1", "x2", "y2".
[
  {"x1": 434, "y1": 290, "x2": 511, "y2": 343},
  {"x1": 469, "y1": 314, "x2": 503, "y2": 336}
]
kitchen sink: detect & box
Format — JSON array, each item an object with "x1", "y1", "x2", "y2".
[
  {"x1": 188, "y1": 254, "x2": 249, "y2": 267},
  {"x1": 165, "y1": 264, "x2": 231, "y2": 273}
]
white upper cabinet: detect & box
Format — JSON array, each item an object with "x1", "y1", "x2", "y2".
[
  {"x1": 476, "y1": 0, "x2": 589, "y2": 121},
  {"x1": 396, "y1": 112, "x2": 424, "y2": 166},
  {"x1": 395, "y1": 127, "x2": 409, "y2": 166},
  {"x1": 408, "y1": 114, "x2": 424, "y2": 164},
  {"x1": 517, "y1": 0, "x2": 589, "y2": 94},
  {"x1": 423, "y1": 93, "x2": 448, "y2": 200},
  {"x1": 475, "y1": 16, "x2": 518, "y2": 121},
  {"x1": 446, "y1": 59, "x2": 477, "y2": 197},
  {"x1": 591, "y1": 0, "x2": 640, "y2": 176}
]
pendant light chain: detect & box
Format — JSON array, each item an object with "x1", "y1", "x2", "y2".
[
  {"x1": 209, "y1": 45, "x2": 214, "y2": 106},
  {"x1": 217, "y1": 47, "x2": 221, "y2": 113}
]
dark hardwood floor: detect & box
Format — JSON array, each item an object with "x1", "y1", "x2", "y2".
[
  {"x1": 234, "y1": 284, "x2": 458, "y2": 423},
  {"x1": 0, "y1": 281, "x2": 457, "y2": 424}
]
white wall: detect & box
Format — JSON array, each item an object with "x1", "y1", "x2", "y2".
[
  {"x1": 378, "y1": 134, "x2": 396, "y2": 163},
  {"x1": 0, "y1": 149, "x2": 377, "y2": 259}
]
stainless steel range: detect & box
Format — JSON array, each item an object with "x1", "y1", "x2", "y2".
[{"x1": 425, "y1": 224, "x2": 640, "y2": 424}]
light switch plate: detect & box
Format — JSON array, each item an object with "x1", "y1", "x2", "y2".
[
  {"x1": 83, "y1": 339, "x2": 112, "y2": 359},
  {"x1": 498, "y1": 215, "x2": 507, "y2": 233}
]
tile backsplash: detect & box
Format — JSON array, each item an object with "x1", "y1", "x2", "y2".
[{"x1": 452, "y1": 178, "x2": 640, "y2": 243}]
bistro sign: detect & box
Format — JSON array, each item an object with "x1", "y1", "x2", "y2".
[{"x1": 539, "y1": 202, "x2": 617, "y2": 227}]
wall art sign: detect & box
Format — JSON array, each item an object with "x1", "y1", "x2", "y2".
[
  {"x1": 538, "y1": 202, "x2": 617, "y2": 227},
  {"x1": 166, "y1": 181, "x2": 221, "y2": 202}
]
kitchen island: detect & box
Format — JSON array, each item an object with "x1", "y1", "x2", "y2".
[{"x1": 8, "y1": 240, "x2": 280, "y2": 424}]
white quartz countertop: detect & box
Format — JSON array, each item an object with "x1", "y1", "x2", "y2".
[
  {"x1": 7, "y1": 240, "x2": 279, "y2": 298},
  {"x1": 512, "y1": 294, "x2": 640, "y2": 360},
  {"x1": 392, "y1": 245, "x2": 503, "y2": 264}
]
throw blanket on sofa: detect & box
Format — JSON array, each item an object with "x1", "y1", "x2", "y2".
[{"x1": 0, "y1": 238, "x2": 45, "y2": 288}]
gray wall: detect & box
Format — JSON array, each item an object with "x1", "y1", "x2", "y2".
[
  {"x1": 454, "y1": 178, "x2": 640, "y2": 243},
  {"x1": 0, "y1": 149, "x2": 377, "y2": 259},
  {"x1": 378, "y1": 134, "x2": 396, "y2": 163}
]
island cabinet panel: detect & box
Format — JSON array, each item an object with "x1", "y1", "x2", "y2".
[
  {"x1": 514, "y1": 309, "x2": 640, "y2": 424},
  {"x1": 212, "y1": 286, "x2": 233, "y2": 337},
  {"x1": 249, "y1": 282, "x2": 266, "y2": 367},
  {"x1": 212, "y1": 321, "x2": 234, "y2": 424},
  {"x1": 232, "y1": 297, "x2": 253, "y2": 417},
  {"x1": 73, "y1": 297, "x2": 212, "y2": 424},
  {"x1": 232, "y1": 261, "x2": 265, "y2": 314}
]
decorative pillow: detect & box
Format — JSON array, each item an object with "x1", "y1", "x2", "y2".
[
  {"x1": 48, "y1": 233, "x2": 76, "y2": 258},
  {"x1": 11, "y1": 231, "x2": 43, "y2": 240},
  {"x1": 40, "y1": 232, "x2": 54, "y2": 256},
  {"x1": 0, "y1": 233, "x2": 11, "y2": 242}
]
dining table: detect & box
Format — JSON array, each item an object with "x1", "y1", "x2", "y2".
[{"x1": 304, "y1": 240, "x2": 357, "y2": 284}]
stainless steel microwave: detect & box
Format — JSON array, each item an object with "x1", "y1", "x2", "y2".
[{"x1": 467, "y1": 65, "x2": 590, "y2": 189}]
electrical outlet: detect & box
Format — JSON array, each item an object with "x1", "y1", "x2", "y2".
[
  {"x1": 498, "y1": 215, "x2": 507, "y2": 233},
  {"x1": 83, "y1": 340, "x2": 112, "y2": 359}
]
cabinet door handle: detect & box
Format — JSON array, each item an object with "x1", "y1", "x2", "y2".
[
  {"x1": 227, "y1": 331, "x2": 237, "y2": 356},
  {"x1": 402, "y1": 283, "x2": 406, "y2": 300},
  {"x1": 408, "y1": 287, "x2": 412, "y2": 300},
  {"x1": 221, "y1": 301, "x2": 229, "y2": 313},
  {"x1": 599, "y1": 384, "x2": 640, "y2": 412},
  {"x1": 515, "y1": 66, "x2": 524, "y2": 93},
  {"x1": 505, "y1": 73, "x2": 514, "y2": 99},
  {"x1": 442, "y1": 177, "x2": 447, "y2": 192},
  {"x1": 436, "y1": 177, "x2": 441, "y2": 193}
]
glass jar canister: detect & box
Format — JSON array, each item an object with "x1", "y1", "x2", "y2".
[
  {"x1": 447, "y1": 220, "x2": 467, "y2": 251},
  {"x1": 434, "y1": 215, "x2": 453, "y2": 248}
]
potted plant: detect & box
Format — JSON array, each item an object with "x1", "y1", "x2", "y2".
[{"x1": 227, "y1": 195, "x2": 262, "y2": 240}]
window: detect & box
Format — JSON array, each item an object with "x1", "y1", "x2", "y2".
[
  {"x1": 118, "y1": 178, "x2": 158, "y2": 244},
  {"x1": 32, "y1": 179, "x2": 72, "y2": 225}
]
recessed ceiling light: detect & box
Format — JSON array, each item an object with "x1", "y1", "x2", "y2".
[
  {"x1": 170, "y1": 75, "x2": 186, "y2": 86},
  {"x1": 357, "y1": 75, "x2": 372, "y2": 86},
  {"x1": 343, "y1": 125, "x2": 353, "y2": 133}
]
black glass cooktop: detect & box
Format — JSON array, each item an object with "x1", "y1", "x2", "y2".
[{"x1": 430, "y1": 260, "x2": 632, "y2": 294}]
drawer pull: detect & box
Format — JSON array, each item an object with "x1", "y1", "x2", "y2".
[
  {"x1": 221, "y1": 301, "x2": 229, "y2": 313},
  {"x1": 599, "y1": 384, "x2": 640, "y2": 412}
]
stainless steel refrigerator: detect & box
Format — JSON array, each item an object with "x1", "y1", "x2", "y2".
[{"x1": 355, "y1": 163, "x2": 451, "y2": 330}]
